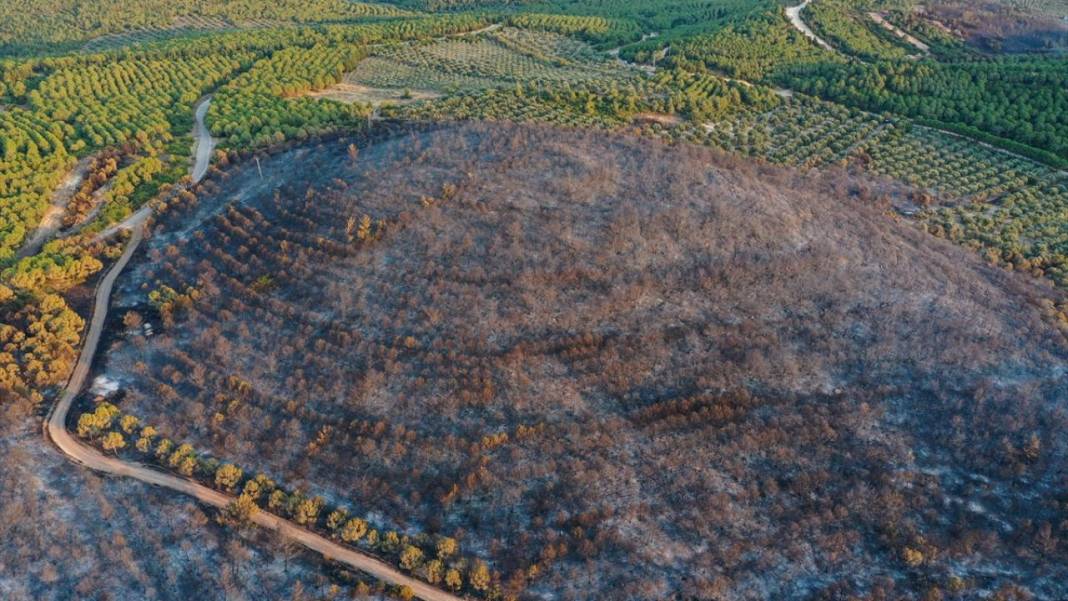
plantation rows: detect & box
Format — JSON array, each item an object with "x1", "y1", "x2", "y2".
[
  {"x1": 209, "y1": 44, "x2": 372, "y2": 148},
  {"x1": 350, "y1": 29, "x2": 628, "y2": 93},
  {"x1": 505, "y1": 13, "x2": 642, "y2": 49},
  {"x1": 861, "y1": 127, "x2": 1046, "y2": 202},
  {"x1": 0, "y1": 51, "x2": 253, "y2": 243},
  {"x1": 392, "y1": 72, "x2": 1067, "y2": 280},
  {"x1": 81, "y1": 16, "x2": 248, "y2": 53},
  {"x1": 1, "y1": 0, "x2": 412, "y2": 53},
  {"x1": 699, "y1": 97, "x2": 888, "y2": 169},
  {"x1": 491, "y1": 27, "x2": 609, "y2": 65},
  {"x1": 2, "y1": 15, "x2": 497, "y2": 408},
  {"x1": 393, "y1": 69, "x2": 767, "y2": 131},
  {"x1": 777, "y1": 58, "x2": 1068, "y2": 166},
  {"x1": 806, "y1": 0, "x2": 913, "y2": 61},
  {"x1": 0, "y1": 108, "x2": 74, "y2": 262},
  {"x1": 396, "y1": 86, "x2": 630, "y2": 129},
  {"x1": 665, "y1": 10, "x2": 836, "y2": 80},
  {"x1": 920, "y1": 175, "x2": 1068, "y2": 287},
  {"x1": 77, "y1": 15, "x2": 292, "y2": 53},
  {"x1": 546, "y1": 0, "x2": 773, "y2": 42},
  {"x1": 34, "y1": 53, "x2": 252, "y2": 148},
  {"x1": 7, "y1": 10, "x2": 488, "y2": 255}
]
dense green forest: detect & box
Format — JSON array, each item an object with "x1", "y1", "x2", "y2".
[
  {"x1": 805, "y1": 0, "x2": 912, "y2": 60},
  {"x1": 777, "y1": 58, "x2": 1068, "y2": 165},
  {"x1": 666, "y1": 10, "x2": 836, "y2": 79}
]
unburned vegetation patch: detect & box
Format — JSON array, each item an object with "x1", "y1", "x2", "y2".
[{"x1": 104, "y1": 123, "x2": 1068, "y2": 600}]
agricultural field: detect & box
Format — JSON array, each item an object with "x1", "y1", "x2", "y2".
[
  {"x1": 920, "y1": 175, "x2": 1068, "y2": 287},
  {"x1": 665, "y1": 10, "x2": 837, "y2": 80},
  {"x1": 857, "y1": 125, "x2": 1048, "y2": 201},
  {"x1": 700, "y1": 95, "x2": 890, "y2": 168},
  {"x1": 504, "y1": 14, "x2": 642, "y2": 50},
  {"x1": 776, "y1": 58, "x2": 1068, "y2": 167},
  {"x1": 347, "y1": 28, "x2": 634, "y2": 94}
]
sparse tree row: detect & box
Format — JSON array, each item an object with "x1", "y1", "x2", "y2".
[
  {"x1": 74, "y1": 401, "x2": 510, "y2": 600},
  {"x1": 112, "y1": 157, "x2": 582, "y2": 597}
]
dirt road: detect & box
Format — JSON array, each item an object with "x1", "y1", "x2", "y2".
[
  {"x1": 191, "y1": 96, "x2": 215, "y2": 184},
  {"x1": 16, "y1": 156, "x2": 93, "y2": 258},
  {"x1": 868, "y1": 12, "x2": 930, "y2": 53},
  {"x1": 92, "y1": 97, "x2": 212, "y2": 243},
  {"x1": 45, "y1": 98, "x2": 465, "y2": 601},
  {"x1": 785, "y1": 0, "x2": 835, "y2": 52}
]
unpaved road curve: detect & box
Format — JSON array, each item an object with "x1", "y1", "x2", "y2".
[
  {"x1": 786, "y1": 0, "x2": 835, "y2": 52},
  {"x1": 92, "y1": 97, "x2": 213, "y2": 243},
  {"x1": 45, "y1": 102, "x2": 465, "y2": 601},
  {"x1": 191, "y1": 96, "x2": 215, "y2": 184}
]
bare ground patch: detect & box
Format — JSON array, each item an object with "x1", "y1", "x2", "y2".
[{"x1": 305, "y1": 82, "x2": 444, "y2": 106}]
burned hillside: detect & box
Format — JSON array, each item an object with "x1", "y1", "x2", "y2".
[{"x1": 100, "y1": 123, "x2": 1068, "y2": 600}]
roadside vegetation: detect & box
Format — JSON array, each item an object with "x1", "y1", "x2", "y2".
[{"x1": 805, "y1": 0, "x2": 913, "y2": 60}]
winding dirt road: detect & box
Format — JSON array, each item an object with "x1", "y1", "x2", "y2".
[
  {"x1": 191, "y1": 96, "x2": 215, "y2": 184},
  {"x1": 785, "y1": 0, "x2": 835, "y2": 52},
  {"x1": 45, "y1": 99, "x2": 465, "y2": 601}
]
